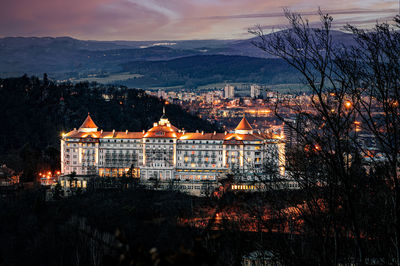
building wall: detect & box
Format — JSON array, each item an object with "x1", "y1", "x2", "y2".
[
  {"x1": 61, "y1": 116, "x2": 284, "y2": 181},
  {"x1": 62, "y1": 136, "x2": 282, "y2": 180}
]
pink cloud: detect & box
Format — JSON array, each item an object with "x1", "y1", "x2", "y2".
[{"x1": 0, "y1": 0, "x2": 397, "y2": 40}]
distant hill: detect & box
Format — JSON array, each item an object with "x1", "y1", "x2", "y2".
[
  {"x1": 0, "y1": 42, "x2": 203, "y2": 78},
  {"x1": 120, "y1": 55, "x2": 301, "y2": 88},
  {"x1": 222, "y1": 29, "x2": 356, "y2": 58},
  {"x1": 0, "y1": 30, "x2": 355, "y2": 86}
]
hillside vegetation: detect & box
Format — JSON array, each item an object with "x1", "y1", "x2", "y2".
[
  {"x1": 0, "y1": 75, "x2": 219, "y2": 179},
  {"x1": 120, "y1": 55, "x2": 301, "y2": 88}
]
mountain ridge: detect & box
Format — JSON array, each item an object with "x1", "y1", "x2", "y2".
[{"x1": 0, "y1": 30, "x2": 356, "y2": 86}]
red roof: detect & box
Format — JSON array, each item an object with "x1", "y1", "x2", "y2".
[
  {"x1": 235, "y1": 117, "x2": 253, "y2": 131},
  {"x1": 64, "y1": 131, "x2": 144, "y2": 139},
  {"x1": 144, "y1": 124, "x2": 179, "y2": 138},
  {"x1": 79, "y1": 113, "x2": 98, "y2": 129}
]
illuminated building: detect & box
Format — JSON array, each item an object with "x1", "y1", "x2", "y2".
[
  {"x1": 224, "y1": 85, "x2": 235, "y2": 99},
  {"x1": 250, "y1": 85, "x2": 261, "y2": 98},
  {"x1": 61, "y1": 110, "x2": 285, "y2": 182}
]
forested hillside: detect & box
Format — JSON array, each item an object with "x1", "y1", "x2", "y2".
[
  {"x1": 0, "y1": 75, "x2": 219, "y2": 179},
  {"x1": 121, "y1": 55, "x2": 301, "y2": 88}
]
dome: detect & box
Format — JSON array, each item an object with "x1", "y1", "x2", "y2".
[{"x1": 144, "y1": 108, "x2": 178, "y2": 138}]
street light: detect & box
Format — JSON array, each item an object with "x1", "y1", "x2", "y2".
[{"x1": 345, "y1": 100, "x2": 352, "y2": 109}]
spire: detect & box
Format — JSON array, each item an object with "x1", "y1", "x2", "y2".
[{"x1": 161, "y1": 105, "x2": 167, "y2": 119}]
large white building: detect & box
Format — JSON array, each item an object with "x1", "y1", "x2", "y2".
[
  {"x1": 61, "y1": 111, "x2": 285, "y2": 182},
  {"x1": 224, "y1": 85, "x2": 235, "y2": 99},
  {"x1": 250, "y1": 85, "x2": 261, "y2": 98}
]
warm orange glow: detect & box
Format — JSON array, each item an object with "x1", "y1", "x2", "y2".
[
  {"x1": 390, "y1": 100, "x2": 399, "y2": 107},
  {"x1": 272, "y1": 134, "x2": 282, "y2": 139},
  {"x1": 344, "y1": 101, "x2": 352, "y2": 109},
  {"x1": 245, "y1": 109, "x2": 271, "y2": 115}
]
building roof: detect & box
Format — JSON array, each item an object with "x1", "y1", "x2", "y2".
[
  {"x1": 64, "y1": 130, "x2": 144, "y2": 139},
  {"x1": 144, "y1": 123, "x2": 179, "y2": 138},
  {"x1": 64, "y1": 130, "x2": 266, "y2": 141},
  {"x1": 179, "y1": 132, "x2": 264, "y2": 141},
  {"x1": 79, "y1": 113, "x2": 98, "y2": 129},
  {"x1": 179, "y1": 133, "x2": 225, "y2": 140},
  {"x1": 63, "y1": 114, "x2": 271, "y2": 142},
  {"x1": 235, "y1": 117, "x2": 253, "y2": 131},
  {"x1": 64, "y1": 130, "x2": 101, "y2": 139}
]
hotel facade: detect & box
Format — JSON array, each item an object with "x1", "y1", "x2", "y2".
[{"x1": 60, "y1": 111, "x2": 285, "y2": 183}]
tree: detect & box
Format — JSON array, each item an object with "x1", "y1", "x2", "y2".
[
  {"x1": 250, "y1": 10, "x2": 400, "y2": 265},
  {"x1": 335, "y1": 18, "x2": 400, "y2": 265}
]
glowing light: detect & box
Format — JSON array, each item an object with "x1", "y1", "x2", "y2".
[
  {"x1": 272, "y1": 134, "x2": 282, "y2": 139},
  {"x1": 344, "y1": 101, "x2": 352, "y2": 109},
  {"x1": 390, "y1": 100, "x2": 399, "y2": 107}
]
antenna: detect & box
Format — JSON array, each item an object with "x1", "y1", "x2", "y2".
[{"x1": 163, "y1": 105, "x2": 166, "y2": 115}]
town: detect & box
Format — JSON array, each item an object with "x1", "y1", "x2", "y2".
[{"x1": 1, "y1": 3, "x2": 399, "y2": 265}]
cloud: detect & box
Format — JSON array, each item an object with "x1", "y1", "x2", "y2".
[
  {"x1": 202, "y1": 8, "x2": 398, "y2": 20},
  {"x1": 0, "y1": 0, "x2": 398, "y2": 40}
]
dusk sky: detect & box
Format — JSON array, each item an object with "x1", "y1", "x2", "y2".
[{"x1": 0, "y1": 0, "x2": 398, "y2": 40}]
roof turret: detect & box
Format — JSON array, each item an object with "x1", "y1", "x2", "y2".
[
  {"x1": 78, "y1": 113, "x2": 98, "y2": 132},
  {"x1": 235, "y1": 116, "x2": 253, "y2": 134}
]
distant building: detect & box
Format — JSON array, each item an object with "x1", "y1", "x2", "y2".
[
  {"x1": 224, "y1": 85, "x2": 235, "y2": 99},
  {"x1": 157, "y1": 89, "x2": 167, "y2": 99},
  {"x1": 250, "y1": 85, "x2": 261, "y2": 98},
  {"x1": 283, "y1": 118, "x2": 298, "y2": 149}
]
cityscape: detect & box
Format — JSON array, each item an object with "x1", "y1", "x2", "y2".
[{"x1": 1, "y1": 0, "x2": 400, "y2": 265}]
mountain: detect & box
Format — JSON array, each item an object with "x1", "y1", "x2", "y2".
[
  {"x1": 0, "y1": 30, "x2": 355, "y2": 86},
  {"x1": 222, "y1": 29, "x2": 356, "y2": 58},
  {"x1": 0, "y1": 40, "x2": 204, "y2": 78}
]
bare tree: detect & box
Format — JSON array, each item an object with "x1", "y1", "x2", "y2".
[
  {"x1": 337, "y1": 17, "x2": 400, "y2": 265},
  {"x1": 248, "y1": 9, "x2": 400, "y2": 264}
]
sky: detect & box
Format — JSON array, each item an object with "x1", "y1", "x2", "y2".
[{"x1": 0, "y1": 0, "x2": 398, "y2": 40}]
